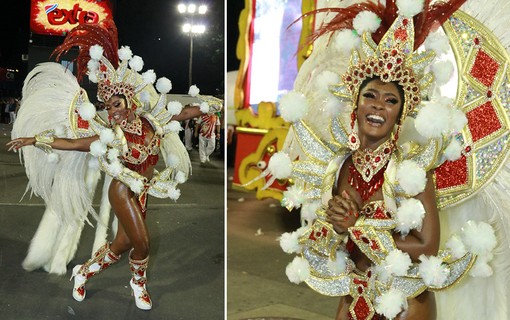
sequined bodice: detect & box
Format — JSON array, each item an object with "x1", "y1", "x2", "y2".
[{"x1": 122, "y1": 117, "x2": 160, "y2": 174}]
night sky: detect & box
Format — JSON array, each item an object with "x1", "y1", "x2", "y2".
[{"x1": 0, "y1": 0, "x2": 225, "y2": 96}]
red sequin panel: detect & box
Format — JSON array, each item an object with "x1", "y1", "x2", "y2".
[
  {"x1": 434, "y1": 155, "x2": 468, "y2": 190},
  {"x1": 394, "y1": 27, "x2": 408, "y2": 41},
  {"x1": 77, "y1": 114, "x2": 89, "y2": 129},
  {"x1": 467, "y1": 101, "x2": 502, "y2": 142},
  {"x1": 470, "y1": 50, "x2": 499, "y2": 87},
  {"x1": 352, "y1": 296, "x2": 371, "y2": 320}
]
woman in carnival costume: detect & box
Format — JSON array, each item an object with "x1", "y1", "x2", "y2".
[
  {"x1": 7, "y1": 20, "x2": 221, "y2": 310},
  {"x1": 259, "y1": 0, "x2": 510, "y2": 319}
]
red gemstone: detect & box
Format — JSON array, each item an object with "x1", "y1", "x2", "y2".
[
  {"x1": 465, "y1": 146, "x2": 472, "y2": 152},
  {"x1": 383, "y1": 52, "x2": 388, "y2": 59},
  {"x1": 391, "y1": 49, "x2": 397, "y2": 56},
  {"x1": 354, "y1": 70, "x2": 358, "y2": 76},
  {"x1": 346, "y1": 76, "x2": 352, "y2": 81},
  {"x1": 410, "y1": 78, "x2": 415, "y2": 83},
  {"x1": 131, "y1": 148, "x2": 141, "y2": 159},
  {"x1": 365, "y1": 155, "x2": 370, "y2": 161},
  {"x1": 375, "y1": 156, "x2": 381, "y2": 163},
  {"x1": 359, "y1": 73, "x2": 364, "y2": 78},
  {"x1": 366, "y1": 68, "x2": 372, "y2": 74},
  {"x1": 351, "y1": 136, "x2": 357, "y2": 143},
  {"x1": 474, "y1": 37, "x2": 480, "y2": 45},
  {"x1": 365, "y1": 169, "x2": 370, "y2": 176},
  {"x1": 378, "y1": 61, "x2": 383, "y2": 67},
  {"x1": 367, "y1": 270, "x2": 372, "y2": 278},
  {"x1": 387, "y1": 63, "x2": 393, "y2": 69},
  {"x1": 361, "y1": 64, "x2": 366, "y2": 70},
  {"x1": 382, "y1": 74, "x2": 389, "y2": 80},
  {"x1": 357, "y1": 286, "x2": 363, "y2": 294},
  {"x1": 384, "y1": 148, "x2": 390, "y2": 154},
  {"x1": 487, "y1": 90, "x2": 493, "y2": 98},
  {"x1": 403, "y1": 19, "x2": 408, "y2": 26},
  {"x1": 397, "y1": 58, "x2": 402, "y2": 64},
  {"x1": 396, "y1": 72, "x2": 402, "y2": 78},
  {"x1": 361, "y1": 236, "x2": 369, "y2": 244}
]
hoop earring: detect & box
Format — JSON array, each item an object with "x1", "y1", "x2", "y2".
[{"x1": 348, "y1": 109, "x2": 360, "y2": 151}]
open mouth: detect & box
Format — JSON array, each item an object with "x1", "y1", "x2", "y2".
[{"x1": 366, "y1": 114, "x2": 385, "y2": 126}]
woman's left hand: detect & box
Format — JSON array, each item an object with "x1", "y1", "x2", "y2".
[
  {"x1": 325, "y1": 190, "x2": 359, "y2": 234},
  {"x1": 6, "y1": 137, "x2": 35, "y2": 152}
]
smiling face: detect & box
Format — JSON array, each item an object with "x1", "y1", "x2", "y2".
[
  {"x1": 105, "y1": 95, "x2": 129, "y2": 125},
  {"x1": 356, "y1": 78, "x2": 404, "y2": 149}
]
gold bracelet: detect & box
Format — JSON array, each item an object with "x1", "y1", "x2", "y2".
[{"x1": 34, "y1": 131, "x2": 55, "y2": 154}]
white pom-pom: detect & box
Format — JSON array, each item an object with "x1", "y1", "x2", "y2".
[
  {"x1": 327, "y1": 250, "x2": 348, "y2": 274},
  {"x1": 375, "y1": 288, "x2": 407, "y2": 319},
  {"x1": 461, "y1": 221, "x2": 496, "y2": 255},
  {"x1": 78, "y1": 102, "x2": 96, "y2": 121},
  {"x1": 54, "y1": 125, "x2": 66, "y2": 137},
  {"x1": 107, "y1": 148, "x2": 120, "y2": 162},
  {"x1": 424, "y1": 33, "x2": 450, "y2": 56},
  {"x1": 175, "y1": 171, "x2": 187, "y2": 184},
  {"x1": 285, "y1": 256, "x2": 310, "y2": 284},
  {"x1": 89, "y1": 44, "x2": 104, "y2": 60},
  {"x1": 449, "y1": 108, "x2": 467, "y2": 133},
  {"x1": 47, "y1": 152, "x2": 59, "y2": 163},
  {"x1": 396, "y1": 0, "x2": 424, "y2": 17},
  {"x1": 128, "y1": 55, "x2": 144, "y2": 72},
  {"x1": 109, "y1": 160, "x2": 123, "y2": 176},
  {"x1": 267, "y1": 152, "x2": 292, "y2": 179},
  {"x1": 279, "y1": 231, "x2": 301, "y2": 254},
  {"x1": 165, "y1": 120, "x2": 182, "y2": 133},
  {"x1": 99, "y1": 129, "x2": 115, "y2": 144},
  {"x1": 139, "y1": 91, "x2": 151, "y2": 103},
  {"x1": 168, "y1": 154, "x2": 180, "y2": 168},
  {"x1": 418, "y1": 255, "x2": 449, "y2": 287},
  {"x1": 118, "y1": 45, "x2": 133, "y2": 61},
  {"x1": 415, "y1": 101, "x2": 450, "y2": 138},
  {"x1": 395, "y1": 198, "x2": 426, "y2": 236},
  {"x1": 88, "y1": 72, "x2": 98, "y2": 83},
  {"x1": 279, "y1": 90, "x2": 309, "y2": 123},
  {"x1": 200, "y1": 102, "x2": 210, "y2": 113},
  {"x1": 167, "y1": 101, "x2": 183, "y2": 115},
  {"x1": 88, "y1": 157, "x2": 100, "y2": 169},
  {"x1": 333, "y1": 29, "x2": 361, "y2": 54},
  {"x1": 87, "y1": 59, "x2": 99, "y2": 72},
  {"x1": 396, "y1": 160, "x2": 426, "y2": 196},
  {"x1": 324, "y1": 97, "x2": 342, "y2": 117},
  {"x1": 431, "y1": 61, "x2": 454, "y2": 85},
  {"x1": 314, "y1": 70, "x2": 340, "y2": 96},
  {"x1": 470, "y1": 257, "x2": 493, "y2": 277},
  {"x1": 353, "y1": 11, "x2": 381, "y2": 34},
  {"x1": 385, "y1": 249, "x2": 412, "y2": 277},
  {"x1": 188, "y1": 85, "x2": 200, "y2": 97},
  {"x1": 89, "y1": 140, "x2": 107, "y2": 157},
  {"x1": 282, "y1": 185, "x2": 305, "y2": 210},
  {"x1": 301, "y1": 201, "x2": 320, "y2": 222},
  {"x1": 156, "y1": 77, "x2": 172, "y2": 93},
  {"x1": 130, "y1": 179, "x2": 144, "y2": 194},
  {"x1": 142, "y1": 69, "x2": 157, "y2": 84},
  {"x1": 167, "y1": 186, "x2": 181, "y2": 200},
  {"x1": 444, "y1": 139, "x2": 463, "y2": 161},
  {"x1": 445, "y1": 234, "x2": 467, "y2": 259}
]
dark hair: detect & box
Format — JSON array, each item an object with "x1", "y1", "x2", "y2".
[{"x1": 358, "y1": 77, "x2": 405, "y2": 123}]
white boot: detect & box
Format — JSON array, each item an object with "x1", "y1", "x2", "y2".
[
  {"x1": 129, "y1": 251, "x2": 152, "y2": 310},
  {"x1": 70, "y1": 242, "x2": 120, "y2": 302}
]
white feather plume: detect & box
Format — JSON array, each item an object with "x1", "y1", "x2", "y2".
[
  {"x1": 89, "y1": 140, "x2": 107, "y2": 157},
  {"x1": 424, "y1": 32, "x2": 450, "y2": 56},
  {"x1": 285, "y1": 256, "x2": 310, "y2": 284},
  {"x1": 353, "y1": 11, "x2": 381, "y2": 34},
  {"x1": 99, "y1": 129, "x2": 115, "y2": 145},
  {"x1": 333, "y1": 29, "x2": 361, "y2": 54}
]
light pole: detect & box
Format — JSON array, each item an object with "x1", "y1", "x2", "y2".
[{"x1": 178, "y1": 3, "x2": 207, "y2": 88}]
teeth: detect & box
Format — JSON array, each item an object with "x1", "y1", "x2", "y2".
[{"x1": 367, "y1": 114, "x2": 384, "y2": 123}]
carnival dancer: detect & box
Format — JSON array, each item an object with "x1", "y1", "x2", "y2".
[
  {"x1": 195, "y1": 112, "x2": 220, "y2": 164},
  {"x1": 259, "y1": 0, "x2": 510, "y2": 319},
  {"x1": 7, "y1": 20, "x2": 221, "y2": 310}
]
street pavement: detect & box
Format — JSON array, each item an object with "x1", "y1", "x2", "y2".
[
  {"x1": 226, "y1": 168, "x2": 339, "y2": 320},
  {"x1": 0, "y1": 123, "x2": 225, "y2": 320}
]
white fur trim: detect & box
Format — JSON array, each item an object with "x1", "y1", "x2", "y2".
[
  {"x1": 99, "y1": 129, "x2": 115, "y2": 145},
  {"x1": 47, "y1": 152, "x2": 59, "y2": 163},
  {"x1": 165, "y1": 120, "x2": 182, "y2": 133},
  {"x1": 139, "y1": 91, "x2": 151, "y2": 103},
  {"x1": 424, "y1": 32, "x2": 450, "y2": 56},
  {"x1": 282, "y1": 185, "x2": 305, "y2": 210},
  {"x1": 88, "y1": 72, "x2": 98, "y2": 83},
  {"x1": 167, "y1": 101, "x2": 183, "y2": 115},
  {"x1": 395, "y1": 198, "x2": 426, "y2": 236},
  {"x1": 118, "y1": 45, "x2": 133, "y2": 61},
  {"x1": 461, "y1": 220, "x2": 497, "y2": 256},
  {"x1": 175, "y1": 171, "x2": 187, "y2": 184},
  {"x1": 431, "y1": 61, "x2": 454, "y2": 85},
  {"x1": 375, "y1": 288, "x2": 407, "y2": 319},
  {"x1": 279, "y1": 90, "x2": 309, "y2": 123},
  {"x1": 129, "y1": 179, "x2": 144, "y2": 194},
  {"x1": 108, "y1": 160, "x2": 123, "y2": 176},
  {"x1": 396, "y1": 0, "x2": 424, "y2": 17},
  {"x1": 200, "y1": 102, "x2": 210, "y2": 113},
  {"x1": 396, "y1": 160, "x2": 427, "y2": 196},
  {"x1": 88, "y1": 157, "x2": 100, "y2": 169},
  {"x1": 87, "y1": 59, "x2": 99, "y2": 73},
  {"x1": 470, "y1": 256, "x2": 493, "y2": 277},
  {"x1": 156, "y1": 77, "x2": 172, "y2": 93},
  {"x1": 267, "y1": 152, "x2": 292, "y2": 179},
  {"x1": 385, "y1": 249, "x2": 412, "y2": 277},
  {"x1": 279, "y1": 231, "x2": 301, "y2": 254},
  {"x1": 314, "y1": 70, "x2": 340, "y2": 97},
  {"x1": 285, "y1": 256, "x2": 310, "y2": 284},
  {"x1": 415, "y1": 101, "x2": 450, "y2": 139},
  {"x1": 78, "y1": 102, "x2": 96, "y2": 121},
  {"x1": 128, "y1": 55, "x2": 144, "y2": 72},
  {"x1": 168, "y1": 154, "x2": 180, "y2": 168},
  {"x1": 89, "y1": 44, "x2": 103, "y2": 60},
  {"x1": 327, "y1": 250, "x2": 348, "y2": 274},
  {"x1": 142, "y1": 69, "x2": 157, "y2": 84},
  {"x1": 188, "y1": 85, "x2": 200, "y2": 97},
  {"x1": 333, "y1": 29, "x2": 361, "y2": 54},
  {"x1": 167, "y1": 186, "x2": 181, "y2": 200},
  {"x1": 445, "y1": 234, "x2": 467, "y2": 259},
  {"x1": 89, "y1": 140, "x2": 107, "y2": 157},
  {"x1": 444, "y1": 139, "x2": 463, "y2": 161},
  {"x1": 324, "y1": 97, "x2": 342, "y2": 117},
  {"x1": 301, "y1": 201, "x2": 320, "y2": 223},
  {"x1": 449, "y1": 108, "x2": 468, "y2": 133},
  {"x1": 418, "y1": 254, "x2": 450, "y2": 287},
  {"x1": 107, "y1": 148, "x2": 120, "y2": 162},
  {"x1": 353, "y1": 11, "x2": 381, "y2": 34}
]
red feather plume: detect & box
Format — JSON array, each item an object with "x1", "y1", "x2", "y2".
[{"x1": 52, "y1": 19, "x2": 119, "y2": 82}]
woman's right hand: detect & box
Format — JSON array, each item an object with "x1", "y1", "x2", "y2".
[{"x1": 6, "y1": 137, "x2": 35, "y2": 152}]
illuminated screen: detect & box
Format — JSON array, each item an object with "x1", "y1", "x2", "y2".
[{"x1": 248, "y1": 0, "x2": 302, "y2": 107}]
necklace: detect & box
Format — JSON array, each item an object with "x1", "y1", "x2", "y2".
[
  {"x1": 120, "y1": 115, "x2": 143, "y2": 136},
  {"x1": 348, "y1": 139, "x2": 393, "y2": 202}
]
